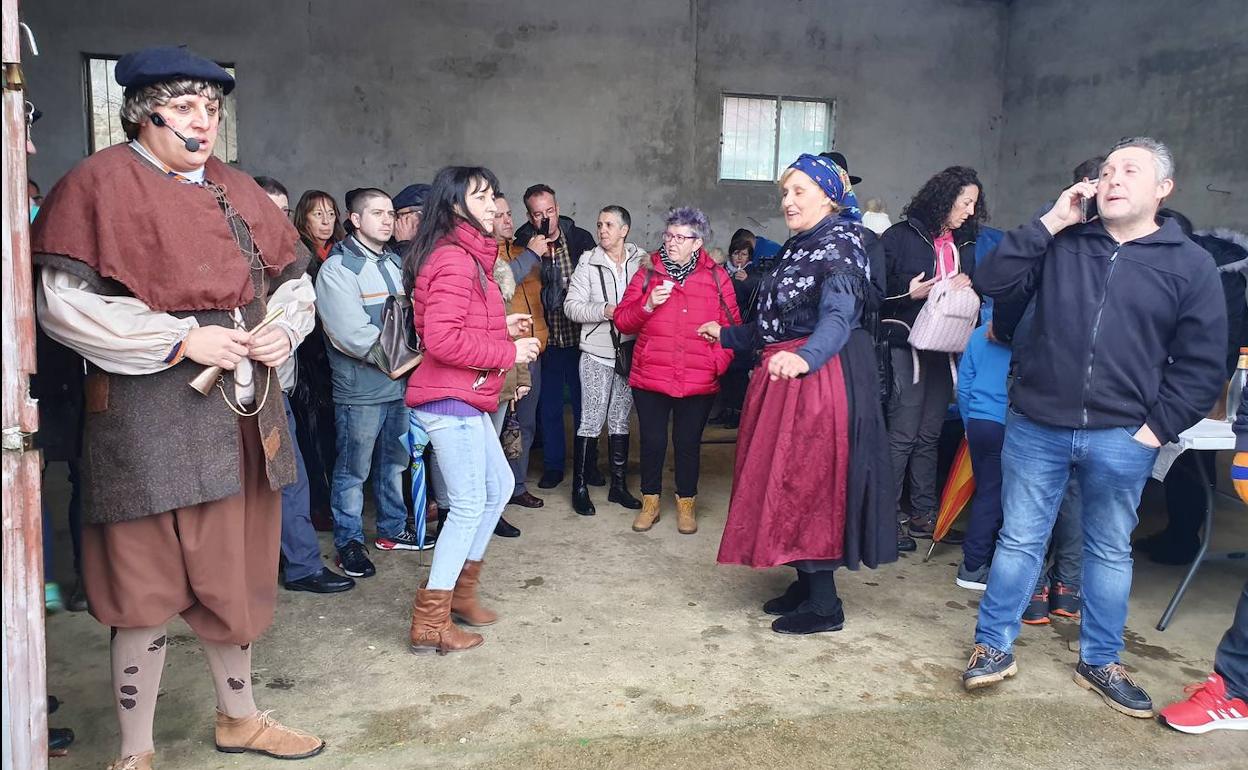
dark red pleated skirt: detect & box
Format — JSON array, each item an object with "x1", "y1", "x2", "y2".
[{"x1": 716, "y1": 337, "x2": 850, "y2": 569}]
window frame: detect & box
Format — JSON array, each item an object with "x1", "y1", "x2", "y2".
[
  {"x1": 81, "y1": 52, "x2": 239, "y2": 163},
  {"x1": 717, "y1": 92, "x2": 837, "y2": 185}
]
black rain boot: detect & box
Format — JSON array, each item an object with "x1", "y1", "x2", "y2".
[
  {"x1": 606, "y1": 434, "x2": 642, "y2": 510},
  {"x1": 585, "y1": 437, "x2": 606, "y2": 487},
  {"x1": 572, "y1": 436, "x2": 596, "y2": 516},
  {"x1": 771, "y1": 570, "x2": 844, "y2": 634}
]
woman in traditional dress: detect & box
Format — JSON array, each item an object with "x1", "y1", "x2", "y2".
[{"x1": 700, "y1": 154, "x2": 896, "y2": 635}]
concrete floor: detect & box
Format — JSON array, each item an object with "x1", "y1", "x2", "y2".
[{"x1": 41, "y1": 433, "x2": 1248, "y2": 770}]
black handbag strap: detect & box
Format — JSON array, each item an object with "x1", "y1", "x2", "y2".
[{"x1": 594, "y1": 264, "x2": 625, "y2": 352}]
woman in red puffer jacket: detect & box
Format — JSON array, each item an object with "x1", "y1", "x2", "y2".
[
  {"x1": 401, "y1": 166, "x2": 541, "y2": 656},
  {"x1": 614, "y1": 207, "x2": 740, "y2": 536}
]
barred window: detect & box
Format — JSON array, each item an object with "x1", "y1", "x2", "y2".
[
  {"x1": 719, "y1": 95, "x2": 835, "y2": 182},
  {"x1": 84, "y1": 54, "x2": 238, "y2": 162}
]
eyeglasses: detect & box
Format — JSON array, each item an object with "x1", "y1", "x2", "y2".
[
  {"x1": 396, "y1": 209, "x2": 420, "y2": 219},
  {"x1": 662, "y1": 232, "x2": 699, "y2": 244}
]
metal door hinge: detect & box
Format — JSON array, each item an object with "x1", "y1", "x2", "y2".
[{"x1": 1, "y1": 426, "x2": 36, "y2": 452}]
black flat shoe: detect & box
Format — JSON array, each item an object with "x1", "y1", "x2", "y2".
[
  {"x1": 537, "y1": 470, "x2": 564, "y2": 489},
  {"x1": 762, "y1": 580, "x2": 807, "y2": 616},
  {"x1": 495, "y1": 517, "x2": 521, "y2": 537},
  {"x1": 284, "y1": 567, "x2": 356, "y2": 594},
  {"x1": 770, "y1": 604, "x2": 845, "y2": 635},
  {"x1": 65, "y1": 579, "x2": 88, "y2": 612}
]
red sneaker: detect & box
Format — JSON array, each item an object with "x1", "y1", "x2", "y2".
[
  {"x1": 1021, "y1": 586, "x2": 1050, "y2": 625},
  {"x1": 1158, "y1": 673, "x2": 1248, "y2": 734}
]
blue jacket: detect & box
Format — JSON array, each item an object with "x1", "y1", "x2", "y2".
[
  {"x1": 957, "y1": 325, "x2": 1011, "y2": 425},
  {"x1": 315, "y1": 236, "x2": 405, "y2": 405}
]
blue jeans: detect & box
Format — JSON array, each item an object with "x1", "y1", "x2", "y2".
[
  {"x1": 281, "y1": 395, "x2": 326, "y2": 582},
  {"x1": 537, "y1": 346, "x2": 582, "y2": 473},
  {"x1": 330, "y1": 400, "x2": 410, "y2": 550},
  {"x1": 975, "y1": 411, "x2": 1158, "y2": 666},
  {"x1": 414, "y1": 410, "x2": 513, "y2": 591}
]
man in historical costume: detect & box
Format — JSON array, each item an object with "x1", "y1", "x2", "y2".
[{"x1": 32, "y1": 46, "x2": 324, "y2": 769}]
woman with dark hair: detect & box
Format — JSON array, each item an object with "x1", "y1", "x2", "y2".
[
  {"x1": 290, "y1": 188, "x2": 347, "y2": 533},
  {"x1": 293, "y1": 190, "x2": 346, "y2": 269},
  {"x1": 403, "y1": 166, "x2": 541, "y2": 655},
  {"x1": 701, "y1": 154, "x2": 895, "y2": 635},
  {"x1": 614, "y1": 207, "x2": 740, "y2": 535},
  {"x1": 881, "y1": 166, "x2": 986, "y2": 548}
]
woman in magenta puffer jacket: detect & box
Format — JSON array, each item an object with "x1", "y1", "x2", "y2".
[
  {"x1": 615, "y1": 207, "x2": 740, "y2": 536},
  {"x1": 401, "y1": 166, "x2": 540, "y2": 656}
]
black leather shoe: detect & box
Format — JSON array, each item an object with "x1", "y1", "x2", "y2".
[
  {"x1": 537, "y1": 469, "x2": 564, "y2": 489},
  {"x1": 65, "y1": 579, "x2": 88, "y2": 612},
  {"x1": 897, "y1": 522, "x2": 917, "y2": 552},
  {"x1": 770, "y1": 602, "x2": 845, "y2": 634},
  {"x1": 285, "y1": 567, "x2": 357, "y2": 593},
  {"x1": 509, "y1": 491, "x2": 545, "y2": 508},
  {"x1": 495, "y1": 517, "x2": 521, "y2": 537},
  {"x1": 1074, "y1": 661, "x2": 1154, "y2": 718},
  {"x1": 48, "y1": 727, "x2": 74, "y2": 752}
]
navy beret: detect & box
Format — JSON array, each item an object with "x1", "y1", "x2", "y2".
[
  {"x1": 393, "y1": 183, "x2": 431, "y2": 211},
  {"x1": 114, "y1": 45, "x2": 235, "y2": 95}
]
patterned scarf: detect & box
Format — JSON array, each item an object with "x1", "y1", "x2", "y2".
[
  {"x1": 755, "y1": 214, "x2": 869, "y2": 342},
  {"x1": 787, "y1": 153, "x2": 863, "y2": 223},
  {"x1": 659, "y1": 244, "x2": 698, "y2": 285}
]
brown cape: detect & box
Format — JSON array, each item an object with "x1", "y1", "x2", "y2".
[{"x1": 31, "y1": 144, "x2": 298, "y2": 312}]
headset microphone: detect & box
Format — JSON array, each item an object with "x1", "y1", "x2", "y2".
[{"x1": 149, "y1": 113, "x2": 202, "y2": 152}]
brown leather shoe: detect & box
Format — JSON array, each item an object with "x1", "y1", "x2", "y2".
[
  {"x1": 508, "y1": 491, "x2": 545, "y2": 508},
  {"x1": 633, "y1": 494, "x2": 661, "y2": 532},
  {"x1": 410, "y1": 586, "x2": 484, "y2": 654},
  {"x1": 214, "y1": 710, "x2": 324, "y2": 759},
  {"x1": 676, "y1": 495, "x2": 697, "y2": 534},
  {"x1": 107, "y1": 753, "x2": 155, "y2": 770},
  {"x1": 451, "y1": 560, "x2": 498, "y2": 626}
]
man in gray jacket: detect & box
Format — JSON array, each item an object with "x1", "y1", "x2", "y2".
[{"x1": 316, "y1": 188, "x2": 420, "y2": 578}]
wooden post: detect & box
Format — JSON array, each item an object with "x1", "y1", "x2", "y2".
[{"x1": 1, "y1": 2, "x2": 49, "y2": 769}]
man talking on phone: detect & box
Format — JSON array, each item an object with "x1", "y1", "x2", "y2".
[
  {"x1": 514, "y1": 184, "x2": 597, "y2": 489},
  {"x1": 960, "y1": 137, "x2": 1226, "y2": 719}
]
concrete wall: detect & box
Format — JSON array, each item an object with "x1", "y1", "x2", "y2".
[
  {"x1": 996, "y1": 0, "x2": 1248, "y2": 229},
  {"x1": 690, "y1": 0, "x2": 1008, "y2": 242},
  {"x1": 21, "y1": 0, "x2": 1008, "y2": 248}
]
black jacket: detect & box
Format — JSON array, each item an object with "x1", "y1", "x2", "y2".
[
  {"x1": 880, "y1": 216, "x2": 977, "y2": 347},
  {"x1": 976, "y1": 217, "x2": 1227, "y2": 443},
  {"x1": 514, "y1": 214, "x2": 596, "y2": 267}
]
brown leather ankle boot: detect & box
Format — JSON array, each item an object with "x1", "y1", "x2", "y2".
[
  {"x1": 409, "y1": 586, "x2": 484, "y2": 654},
  {"x1": 633, "y1": 494, "x2": 661, "y2": 532},
  {"x1": 214, "y1": 709, "x2": 324, "y2": 759},
  {"x1": 451, "y1": 560, "x2": 498, "y2": 626},
  {"x1": 676, "y1": 495, "x2": 697, "y2": 534}
]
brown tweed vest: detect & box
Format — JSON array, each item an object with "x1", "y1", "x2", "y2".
[{"x1": 35, "y1": 186, "x2": 308, "y2": 525}]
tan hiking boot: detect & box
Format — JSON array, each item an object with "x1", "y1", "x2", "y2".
[
  {"x1": 409, "y1": 586, "x2": 484, "y2": 654},
  {"x1": 214, "y1": 710, "x2": 324, "y2": 759},
  {"x1": 676, "y1": 495, "x2": 697, "y2": 534},
  {"x1": 451, "y1": 560, "x2": 498, "y2": 627},
  {"x1": 107, "y1": 753, "x2": 155, "y2": 770},
  {"x1": 633, "y1": 494, "x2": 661, "y2": 532}
]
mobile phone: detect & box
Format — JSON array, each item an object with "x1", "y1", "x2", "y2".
[{"x1": 538, "y1": 215, "x2": 551, "y2": 237}]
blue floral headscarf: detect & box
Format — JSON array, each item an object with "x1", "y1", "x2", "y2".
[
  {"x1": 787, "y1": 153, "x2": 863, "y2": 223},
  {"x1": 752, "y1": 155, "x2": 871, "y2": 343}
]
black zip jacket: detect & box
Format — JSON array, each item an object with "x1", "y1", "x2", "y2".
[
  {"x1": 976, "y1": 217, "x2": 1226, "y2": 444},
  {"x1": 880, "y1": 216, "x2": 977, "y2": 347}
]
